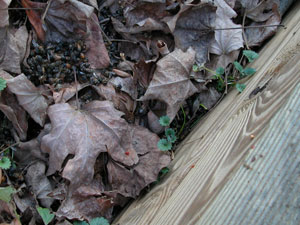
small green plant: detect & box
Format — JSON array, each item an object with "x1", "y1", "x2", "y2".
[
  {"x1": 157, "y1": 116, "x2": 177, "y2": 151},
  {"x1": 234, "y1": 50, "x2": 258, "y2": 78},
  {"x1": 73, "y1": 217, "x2": 110, "y2": 225},
  {"x1": 0, "y1": 186, "x2": 16, "y2": 203},
  {"x1": 0, "y1": 156, "x2": 11, "y2": 169},
  {"x1": 0, "y1": 77, "x2": 6, "y2": 91},
  {"x1": 36, "y1": 207, "x2": 55, "y2": 225},
  {"x1": 236, "y1": 83, "x2": 246, "y2": 93}
]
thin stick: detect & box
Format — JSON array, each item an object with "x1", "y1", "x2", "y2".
[
  {"x1": 110, "y1": 39, "x2": 137, "y2": 44},
  {"x1": 0, "y1": 142, "x2": 19, "y2": 155},
  {"x1": 211, "y1": 24, "x2": 284, "y2": 31},
  {"x1": 242, "y1": 11, "x2": 250, "y2": 50},
  {"x1": 0, "y1": 7, "x2": 44, "y2": 10},
  {"x1": 73, "y1": 67, "x2": 80, "y2": 110},
  {"x1": 41, "y1": 0, "x2": 52, "y2": 22}
]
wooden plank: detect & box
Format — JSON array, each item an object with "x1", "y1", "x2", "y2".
[
  {"x1": 197, "y1": 83, "x2": 300, "y2": 225},
  {"x1": 113, "y1": 1, "x2": 300, "y2": 224}
]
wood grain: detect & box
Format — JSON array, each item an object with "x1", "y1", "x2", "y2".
[{"x1": 113, "y1": 2, "x2": 300, "y2": 224}]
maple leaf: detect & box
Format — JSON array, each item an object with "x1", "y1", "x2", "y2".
[
  {"x1": 6, "y1": 74, "x2": 49, "y2": 126},
  {"x1": 140, "y1": 48, "x2": 198, "y2": 122},
  {"x1": 41, "y1": 101, "x2": 138, "y2": 190}
]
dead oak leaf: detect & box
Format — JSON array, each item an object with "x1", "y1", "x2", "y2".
[
  {"x1": 107, "y1": 125, "x2": 171, "y2": 198},
  {"x1": 6, "y1": 74, "x2": 48, "y2": 126},
  {"x1": 41, "y1": 101, "x2": 138, "y2": 190},
  {"x1": 140, "y1": 48, "x2": 198, "y2": 122}
]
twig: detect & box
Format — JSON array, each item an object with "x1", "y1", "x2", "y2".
[
  {"x1": 242, "y1": 11, "x2": 250, "y2": 50},
  {"x1": 72, "y1": 67, "x2": 80, "y2": 110},
  {"x1": 0, "y1": 142, "x2": 19, "y2": 155},
  {"x1": 0, "y1": 7, "x2": 44, "y2": 10},
  {"x1": 110, "y1": 39, "x2": 137, "y2": 44},
  {"x1": 41, "y1": 0, "x2": 52, "y2": 23},
  {"x1": 178, "y1": 106, "x2": 186, "y2": 136},
  {"x1": 211, "y1": 24, "x2": 284, "y2": 31}
]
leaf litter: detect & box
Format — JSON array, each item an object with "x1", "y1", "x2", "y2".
[{"x1": 0, "y1": 0, "x2": 284, "y2": 224}]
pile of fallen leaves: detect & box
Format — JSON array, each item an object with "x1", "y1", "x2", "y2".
[{"x1": 0, "y1": 0, "x2": 282, "y2": 224}]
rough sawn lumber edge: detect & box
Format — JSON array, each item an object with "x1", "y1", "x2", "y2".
[{"x1": 113, "y1": 2, "x2": 300, "y2": 224}]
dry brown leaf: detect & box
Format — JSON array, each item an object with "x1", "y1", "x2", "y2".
[
  {"x1": 56, "y1": 195, "x2": 114, "y2": 221},
  {"x1": 0, "y1": 0, "x2": 11, "y2": 27},
  {"x1": 107, "y1": 125, "x2": 171, "y2": 198},
  {"x1": 245, "y1": 3, "x2": 281, "y2": 46},
  {"x1": 6, "y1": 74, "x2": 49, "y2": 126},
  {"x1": 140, "y1": 48, "x2": 198, "y2": 122},
  {"x1": 25, "y1": 161, "x2": 54, "y2": 208},
  {"x1": 239, "y1": 0, "x2": 280, "y2": 22},
  {"x1": 0, "y1": 26, "x2": 28, "y2": 74},
  {"x1": 41, "y1": 101, "x2": 138, "y2": 190},
  {"x1": 123, "y1": 2, "x2": 171, "y2": 33},
  {"x1": 52, "y1": 83, "x2": 90, "y2": 104},
  {"x1": 172, "y1": 4, "x2": 216, "y2": 64}
]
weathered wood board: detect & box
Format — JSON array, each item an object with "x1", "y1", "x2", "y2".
[{"x1": 113, "y1": 1, "x2": 300, "y2": 224}]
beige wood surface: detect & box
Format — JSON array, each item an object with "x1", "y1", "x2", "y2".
[{"x1": 113, "y1": 1, "x2": 300, "y2": 224}]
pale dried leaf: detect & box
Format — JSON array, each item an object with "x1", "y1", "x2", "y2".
[
  {"x1": 0, "y1": 0, "x2": 11, "y2": 27},
  {"x1": 210, "y1": 13, "x2": 243, "y2": 55},
  {"x1": 140, "y1": 48, "x2": 198, "y2": 122},
  {"x1": 0, "y1": 27, "x2": 26, "y2": 74},
  {"x1": 25, "y1": 161, "x2": 54, "y2": 208},
  {"x1": 41, "y1": 101, "x2": 138, "y2": 190},
  {"x1": 6, "y1": 74, "x2": 48, "y2": 126}
]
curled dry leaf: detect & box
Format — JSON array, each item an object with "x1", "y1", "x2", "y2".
[
  {"x1": 25, "y1": 161, "x2": 54, "y2": 208},
  {"x1": 140, "y1": 48, "x2": 198, "y2": 122},
  {"x1": 173, "y1": 4, "x2": 216, "y2": 64},
  {"x1": 6, "y1": 74, "x2": 49, "y2": 126},
  {"x1": 41, "y1": 101, "x2": 138, "y2": 191},
  {"x1": 245, "y1": 2, "x2": 281, "y2": 46},
  {"x1": 133, "y1": 59, "x2": 155, "y2": 88},
  {"x1": 93, "y1": 83, "x2": 136, "y2": 120},
  {"x1": 0, "y1": 0, "x2": 11, "y2": 27},
  {"x1": 0, "y1": 26, "x2": 28, "y2": 74},
  {"x1": 107, "y1": 125, "x2": 171, "y2": 198},
  {"x1": 109, "y1": 76, "x2": 137, "y2": 99}
]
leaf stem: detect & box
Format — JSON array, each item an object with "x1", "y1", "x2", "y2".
[
  {"x1": 178, "y1": 106, "x2": 186, "y2": 136},
  {"x1": 72, "y1": 67, "x2": 80, "y2": 110}
]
